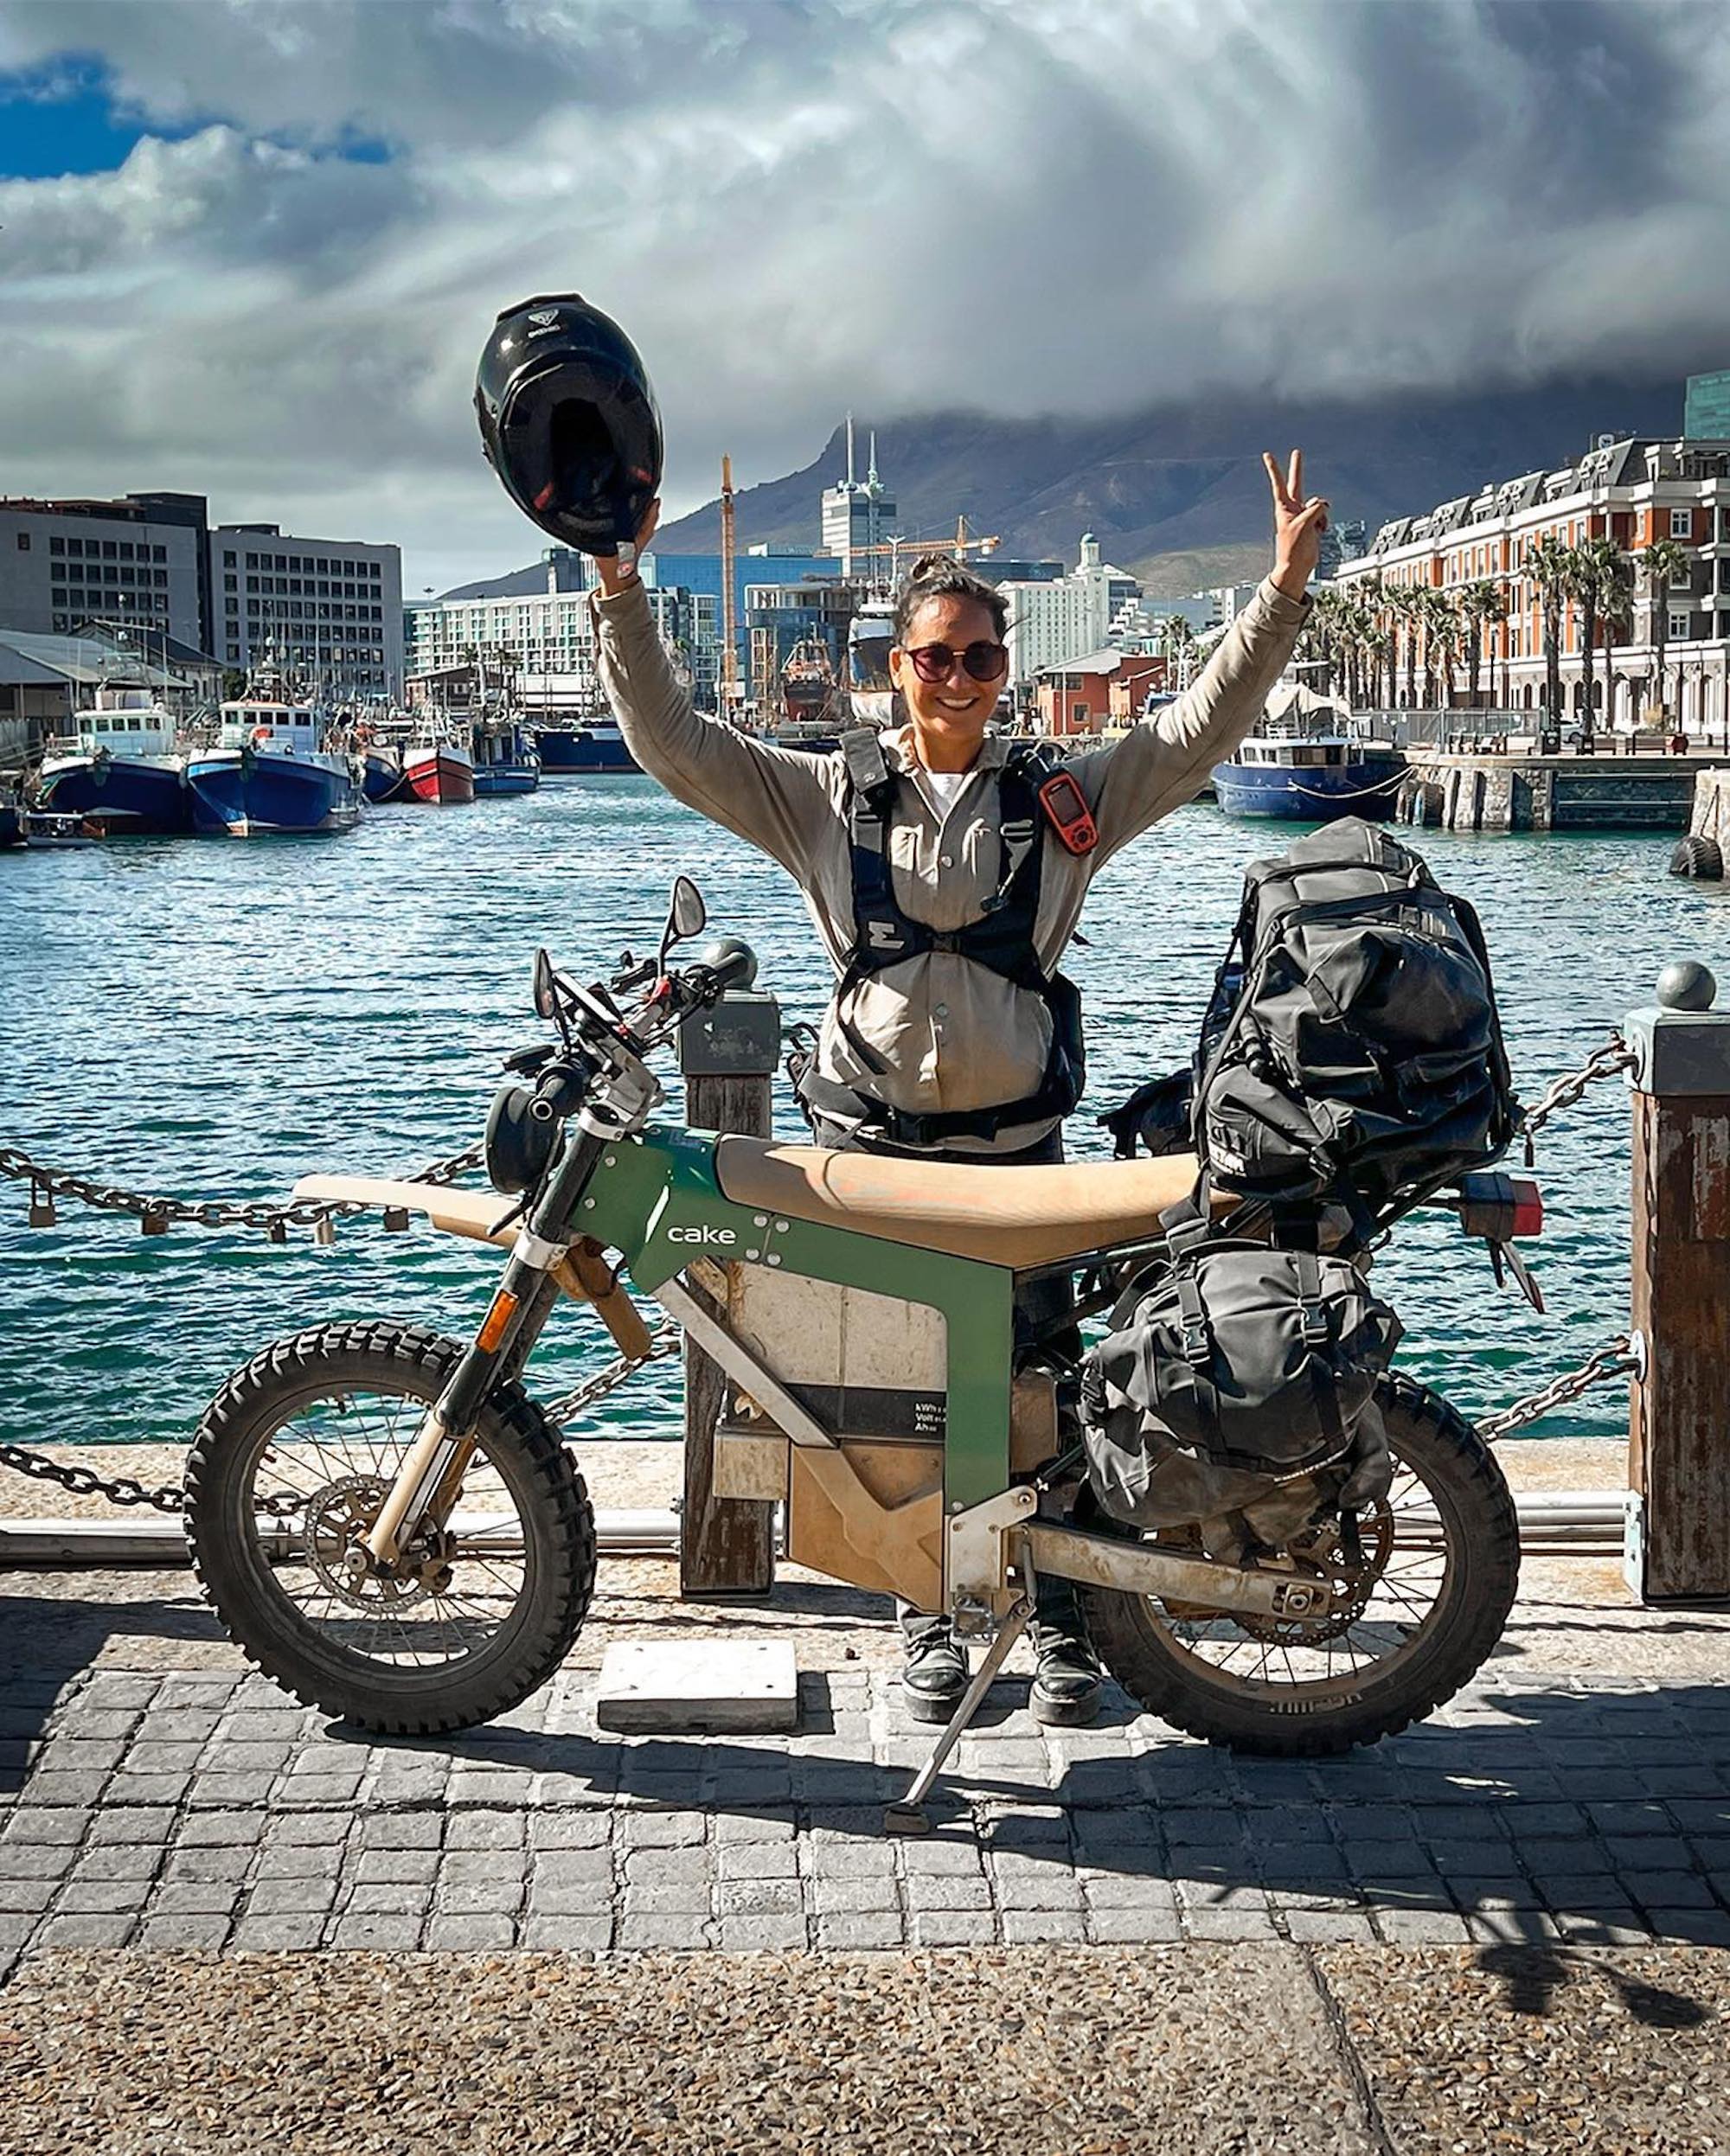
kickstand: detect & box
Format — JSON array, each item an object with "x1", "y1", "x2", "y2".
[{"x1": 882, "y1": 1593, "x2": 1035, "y2": 1836}]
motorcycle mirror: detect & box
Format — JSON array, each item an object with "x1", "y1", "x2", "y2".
[
  {"x1": 660, "y1": 875, "x2": 707, "y2": 963},
  {"x1": 532, "y1": 948, "x2": 559, "y2": 1021}
]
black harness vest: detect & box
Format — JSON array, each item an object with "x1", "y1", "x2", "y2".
[{"x1": 795, "y1": 729, "x2": 1086, "y2": 1148}]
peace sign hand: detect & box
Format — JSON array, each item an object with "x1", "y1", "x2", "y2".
[{"x1": 1264, "y1": 450, "x2": 1329, "y2": 601}]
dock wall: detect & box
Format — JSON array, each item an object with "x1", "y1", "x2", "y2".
[
  {"x1": 1399, "y1": 752, "x2": 1710, "y2": 834},
  {"x1": 1688, "y1": 769, "x2": 1730, "y2": 847}
]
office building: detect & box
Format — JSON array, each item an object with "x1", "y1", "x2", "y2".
[
  {"x1": 1000, "y1": 535, "x2": 1141, "y2": 687},
  {"x1": 213, "y1": 524, "x2": 402, "y2": 696},
  {"x1": 821, "y1": 419, "x2": 896, "y2": 576},
  {"x1": 0, "y1": 494, "x2": 209, "y2": 651}
]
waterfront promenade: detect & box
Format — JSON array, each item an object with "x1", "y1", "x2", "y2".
[{"x1": 3, "y1": 1437, "x2": 1727, "y2": 2153}]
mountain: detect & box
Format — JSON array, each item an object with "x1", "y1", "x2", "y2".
[{"x1": 439, "y1": 374, "x2": 1688, "y2": 600}]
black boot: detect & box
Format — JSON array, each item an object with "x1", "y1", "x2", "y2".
[
  {"x1": 900, "y1": 1613, "x2": 969, "y2": 1724},
  {"x1": 1029, "y1": 1574, "x2": 1103, "y2": 1727}
]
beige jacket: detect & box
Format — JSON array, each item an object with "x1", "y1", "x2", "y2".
[{"x1": 593, "y1": 575, "x2": 1308, "y2": 1152}]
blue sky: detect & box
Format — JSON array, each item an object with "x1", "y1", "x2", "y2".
[{"x1": 0, "y1": 54, "x2": 388, "y2": 179}]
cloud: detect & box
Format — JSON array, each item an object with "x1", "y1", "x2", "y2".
[{"x1": 1, "y1": 0, "x2": 1727, "y2": 592}]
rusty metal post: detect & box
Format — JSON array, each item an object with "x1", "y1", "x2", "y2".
[
  {"x1": 677, "y1": 957, "x2": 781, "y2": 1600},
  {"x1": 1625, "y1": 961, "x2": 1730, "y2": 1604}
]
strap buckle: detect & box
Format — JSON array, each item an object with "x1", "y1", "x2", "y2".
[
  {"x1": 1299, "y1": 1300, "x2": 1330, "y2": 1347},
  {"x1": 1179, "y1": 1318, "x2": 1210, "y2": 1366}
]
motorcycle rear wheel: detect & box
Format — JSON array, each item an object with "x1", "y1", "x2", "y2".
[
  {"x1": 186, "y1": 1320, "x2": 595, "y2": 1735},
  {"x1": 1077, "y1": 1373, "x2": 1518, "y2": 1755}
]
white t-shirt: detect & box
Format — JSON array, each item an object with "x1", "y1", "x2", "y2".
[{"x1": 915, "y1": 767, "x2": 971, "y2": 822}]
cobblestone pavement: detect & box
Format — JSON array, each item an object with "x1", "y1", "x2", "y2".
[{"x1": 1, "y1": 1660, "x2": 1727, "y2": 1972}]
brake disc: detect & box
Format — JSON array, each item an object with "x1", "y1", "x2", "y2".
[{"x1": 301, "y1": 1475, "x2": 438, "y2": 1611}]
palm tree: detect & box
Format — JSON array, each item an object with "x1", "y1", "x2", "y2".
[
  {"x1": 1418, "y1": 588, "x2": 1459, "y2": 711},
  {"x1": 1383, "y1": 585, "x2": 1422, "y2": 708},
  {"x1": 1160, "y1": 615, "x2": 1198, "y2": 690},
  {"x1": 1456, "y1": 579, "x2": 1503, "y2": 710},
  {"x1": 1637, "y1": 535, "x2": 1692, "y2": 727},
  {"x1": 1524, "y1": 534, "x2": 1573, "y2": 749},
  {"x1": 1564, "y1": 537, "x2": 1631, "y2": 752},
  {"x1": 1299, "y1": 587, "x2": 1342, "y2": 698}
]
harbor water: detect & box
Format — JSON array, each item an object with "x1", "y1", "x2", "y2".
[{"x1": 0, "y1": 777, "x2": 1722, "y2": 1449}]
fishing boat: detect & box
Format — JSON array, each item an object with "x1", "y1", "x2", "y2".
[
  {"x1": 1212, "y1": 688, "x2": 1406, "y2": 822},
  {"x1": 186, "y1": 701, "x2": 362, "y2": 838},
  {"x1": 471, "y1": 721, "x2": 541, "y2": 797},
  {"x1": 20, "y1": 810, "x2": 101, "y2": 849},
  {"x1": 360, "y1": 741, "x2": 407, "y2": 803},
  {"x1": 402, "y1": 726, "x2": 476, "y2": 804},
  {"x1": 0, "y1": 799, "x2": 21, "y2": 850},
  {"x1": 35, "y1": 688, "x2": 192, "y2": 835},
  {"x1": 533, "y1": 714, "x2": 638, "y2": 774}
]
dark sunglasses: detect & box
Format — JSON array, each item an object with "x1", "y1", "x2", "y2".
[{"x1": 904, "y1": 639, "x2": 1009, "y2": 685}]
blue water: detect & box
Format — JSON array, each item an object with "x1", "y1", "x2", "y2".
[{"x1": 0, "y1": 779, "x2": 1723, "y2": 1447}]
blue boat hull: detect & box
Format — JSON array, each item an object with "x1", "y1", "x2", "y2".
[
  {"x1": 37, "y1": 756, "x2": 193, "y2": 835},
  {"x1": 533, "y1": 728, "x2": 638, "y2": 774},
  {"x1": 472, "y1": 763, "x2": 540, "y2": 797},
  {"x1": 186, "y1": 751, "x2": 361, "y2": 836},
  {"x1": 1211, "y1": 757, "x2": 1406, "y2": 821},
  {"x1": 362, "y1": 750, "x2": 407, "y2": 803}
]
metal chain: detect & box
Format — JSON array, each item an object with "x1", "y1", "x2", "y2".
[
  {"x1": 0, "y1": 1141, "x2": 484, "y2": 1239},
  {"x1": 541, "y1": 1318, "x2": 685, "y2": 1430},
  {"x1": 1518, "y1": 1033, "x2": 1637, "y2": 1146},
  {"x1": 0, "y1": 1138, "x2": 484, "y2": 1511},
  {"x1": 1476, "y1": 1334, "x2": 1639, "y2": 1443}
]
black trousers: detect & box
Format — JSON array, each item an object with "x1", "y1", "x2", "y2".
[{"x1": 809, "y1": 1115, "x2": 1087, "y2": 1654}]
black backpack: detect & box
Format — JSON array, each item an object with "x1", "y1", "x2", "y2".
[{"x1": 1179, "y1": 818, "x2": 1516, "y2": 1238}]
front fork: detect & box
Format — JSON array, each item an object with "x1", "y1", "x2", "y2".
[{"x1": 361, "y1": 1124, "x2": 609, "y2": 1571}]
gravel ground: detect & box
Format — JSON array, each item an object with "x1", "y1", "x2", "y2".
[{"x1": 1, "y1": 1943, "x2": 1724, "y2": 2156}]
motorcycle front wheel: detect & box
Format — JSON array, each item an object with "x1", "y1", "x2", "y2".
[
  {"x1": 1077, "y1": 1373, "x2": 1519, "y2": 1755},
  {"x1": 186, "y1": 1320, "x2": 596, "y2": 1734}
]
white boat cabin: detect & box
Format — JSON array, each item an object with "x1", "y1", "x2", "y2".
[
  {"x1": 72, "y1": 688, "x2": 177, "y2": 758},
  {"x1": 219, "y1": 701, "x2": 317, "y2": 753}
]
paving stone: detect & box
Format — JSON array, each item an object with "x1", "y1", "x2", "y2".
[
  {"x1": 714, "y1": 1914, "x2": 808, "y2": 1953},
  {"x1": 37, "y1": 1738, "x2": 127, "y2": 1776},
  {"x1": 612, "y1": 1916, "x2": 712, "y2": 1952},
  {"x1": 177, "y1": 1810, "x2": 268, "y2": 1849},
  {"x1": 716, "y1": 1878, "x2": 802, "y2": 1917},
  {"x1": 445, "y1": 1811, "x2": 527, "y2": 1851},
  {"x1": 1084, "y1": 1904, "x2": 1185, "y2": 1944},
  {"x1": 106, "y1": 1774, "x2": 195, "y2": 1807},
  {"x1": 35, "y1": 1914, "x2": 138, "y2": 1948},
  {"x1": 270, "y1": 1812, "x2": 350, "y2": 1846},
  {"x1": 1001, "y1": 1909, "x2": 1088, "y2": 1943},
  {"x1": 619, "y1": 1880, "x2": 712, "y2": 1916},
  {"x1": 1623, "y1": 1870, "x2": 1718, "y2": 1909},
  {"x1": 86, "y1": 1807, "x2": 174, "y2": 1846},
  {"x1": 1646, "y1": 1907, "x2": 1730, "y2": 1945},
  {"x1": 0, "y1": 1842, "x2": 76, "y2": 1879},
  {"x1": 344, "y1": 1883, "x2": 432, "y2": 1917},
  {"x1": 124, "y1": 1743, "x2": 208, "y2": 1775},
  {"x1": 0, "y1": 1879, "x2": 59, "y2": 1914},
  {"x1": 1374, "y1": 1908, "x2": 1475, "y2": 1944},
  {"x1": 140, "y1": 1915, "x2": 232, "y2": 1949},
  {"x1": 68, "y1": 1845, "x2": 161, "y2": 1884},
  {"x1": 619, "y1": 1809, "x2": 708, "y2": 1849},
  {"x1": 1282, "y1": 1911, "x2": 1380, "y2": 1944},
  {"x1": 255, "y1": 1843, "x2": 340, "y2": 1880},
  {"x1": 166, "y1": 1846, "x2": 253, "y2": 1884},
  {"x1": 910, "y1": 1909, "x2": 996, "y2": 1947},
  {"x1": 1080, "y1": 1872, "x2": 1178, "y2": 1909},
  {"x1": 330, "y1": 1914, "x2": 423, "y2": 1949},
  {"x1": 0, "y1": 1808, "x2": 89, "y2": 1847},
  {"x1": 278, "y1": 1776, "x2": 364, "y2": 1811},
  {"x1": 815, "y1": 1910, "x2": 904, "y2": 1949},
  {"x1": 623, "y1": 1845, "x2": 708, "y2": 1884},
  {"x1": 372, "y1": 1756, "x2": 451, "y2": 1804},
  {"x1": 229, "y1": 1912, "x2": 327, "y2": 1952},
  {"x1": 1465, "y1": 1910, "x2": 1565, "y2": 1943},
  {"x1": 898, "y1": 1837, "x2": 984, "y2": 1875},
  {"x1": 0, "y1": 1916, "x2": 38, "y2": 1949},
  {"x1": 529, "y1": 1813, "x2": 612, "y2": 1851},
  {"x1": 426, "y1": 1914, "x2": 518, "y2": 1950},
  {"x1": 247, "y1": 1878, "x2": 340, "y2": 1917},
  {"x1": 436, "y1": 1881, "x2": 525, "y2": 1917},
  {"x1": 713, "y1": 1807, "x2": 796, "y2": 1844},
  {"x1": 352, "y1": 1849, "x2": 440, "y2": 1886},
  {"x1": 151, "y1": 1882, "x2": 243, "y2": 1917},
  {"x1": 717, "y1": 1841, "x2": 799, "y2": 1882},
  {"x1": 904, "y1": 1873, "x2": 993, "y2": 1912},
  {"x1": 811, "y1": 1876, "x2": 900, "y2": 1915},
  {"x1": 55, "y1": 1879, "x2": 152, "y2": 1916},
  {"x1": 534, "y1": 1848, "x2": 614, "y2": 1884}
]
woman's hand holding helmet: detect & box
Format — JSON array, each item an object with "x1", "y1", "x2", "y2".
[
  {"x1": 594, "y1": 498, "x2": 662, "y2": 596},
  {"x1": 1264, "y1": 450, "x2": 1329, "y2": 601}
]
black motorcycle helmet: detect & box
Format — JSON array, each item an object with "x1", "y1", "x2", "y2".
[{"x1": 475, "y1": 294, "x2": 663, "y2": 555}]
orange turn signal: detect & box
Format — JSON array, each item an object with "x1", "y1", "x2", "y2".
[{"x1": 477, "y1": 1288, "x2": 520, "y2": 1354}]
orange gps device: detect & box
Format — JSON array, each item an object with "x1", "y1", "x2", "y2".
[{"x1": 1038, "y1": 770, "x2": 1099, "y2": 856}]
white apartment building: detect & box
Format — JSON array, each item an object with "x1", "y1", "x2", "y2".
[
  {"x1": 0, "y1": 495, "x2": 208, "y2": 651},
  {"x1": 1001, "y1": 535, "x2": 1141, "y2": 687},
  {"x1": 213, "y1": 524, "x2": 402, "y2": 696},
  {"x1": 1336, "y1": 434, "x2": 1730, "y2": 734},
  {"x1": 405, "y1": 573, "x2": 717, "y2": 702}
]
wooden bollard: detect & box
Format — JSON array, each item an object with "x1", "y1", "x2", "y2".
[
  {"x1": 677, "y1": 964, "x2": 781, "y2": 1600},
  {"x1": 1626, "y1": 962, "x2": 1730, "y2": 1603}
]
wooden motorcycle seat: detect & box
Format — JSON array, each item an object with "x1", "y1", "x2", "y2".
[{"x1": 713, "y1": 1138, "x2": 1214, "y2": 1269}]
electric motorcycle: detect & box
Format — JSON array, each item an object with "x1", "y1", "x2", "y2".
[{"x1": 185, "y1": 878, "x2": 1525, "y2": 1831}]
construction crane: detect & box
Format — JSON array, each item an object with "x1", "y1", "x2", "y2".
[
  {"x1": 718, "y1": 453, "x2": 740, "y2": 712},
  {"x1": 843, "y1": 524, "x2": 1002, "y2": 585}
]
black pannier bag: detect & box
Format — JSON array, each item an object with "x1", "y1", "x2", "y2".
[
  {"x1": 1186, "y1": 816, "x2": 1516, "y2": 1233},
  {"x1": 1083, "y1": 1240, "x2": 1401, "y2": 1538}
]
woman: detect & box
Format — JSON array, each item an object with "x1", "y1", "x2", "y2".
[{"x1": 593, "y1": 452, "x2": 1326, "y2": 1725}]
